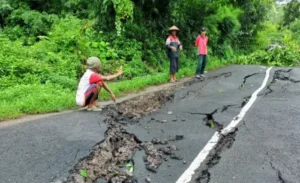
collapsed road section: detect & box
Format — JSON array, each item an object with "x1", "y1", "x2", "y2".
[
  {"x1": 50, "y1": 66, "x2": 269, "y2": 183},
  {"x1": 62, "y1": 90, "x2": 181, "y2": 183},
  {"x1": 3, "y1": 66, "x2": 298, "y2": 183},
  {"x1": 57, "y1": 71, "x2": 240, "y2": 183}
]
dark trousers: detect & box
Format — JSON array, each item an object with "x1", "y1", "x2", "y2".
[
  {"x1": 195, "y1": 55, "x2": 207, "y2": 75},
  {"x1": 169, "y1": 57, "x2": 179, "y2": 74}
]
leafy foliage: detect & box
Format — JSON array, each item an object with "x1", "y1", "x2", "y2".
[
  {"x1": 235, "y1": 44, "x2": 300, "y2": 66},
  {"x1": 282, "y1": 0, "x2": 300, "y2": 26},
  {"x1": 1, "y1": 0, "x2": 295, "y2": 120}
]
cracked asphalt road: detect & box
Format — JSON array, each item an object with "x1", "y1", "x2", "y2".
[
  {"x1": 207, "y1": 68, "x2": 300, "y2": 183},
  {"x1": 0, "y1": 65, "x2": 299, "y2": 183},
  {"x1": 0, "y1": 112, "x2": 107, "y2": 183}
]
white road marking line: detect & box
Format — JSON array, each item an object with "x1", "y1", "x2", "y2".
[{"x1": 176, "y1": 67, "x2": 272, "y2": 183}]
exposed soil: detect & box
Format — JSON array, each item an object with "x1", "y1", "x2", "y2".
[
  {"x1": 61, "y1": 89, "x2": 182, "y2": 183},
  {"x1": 57, "y1": 72, "x2": 235, "y2": 183},
  {"x1": 104, "y1": 90, "x2": 175, "y2": 125}
]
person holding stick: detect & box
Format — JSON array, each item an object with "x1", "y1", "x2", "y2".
[{"x1": 76, "y1": 57, "x2": 122, "y2": 111}]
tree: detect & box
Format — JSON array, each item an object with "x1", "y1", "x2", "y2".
[
  {"x1": 229, "y1": 0, "x2": 274, "y2": 50},
  {"x1": 282, "y1": 0, "x2": 300, "y2": 26}
]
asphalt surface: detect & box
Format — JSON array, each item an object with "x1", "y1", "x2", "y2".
[
  {"x1": 0, "y1": 112, "x2": 107, "y2": 183},
  {"x1": 126, "y1": 65, "x2": 268, "y2": 183},
  {"x1": 0, "y1": 65, "x2": 299, "y2": 183},
  {"x1": 207, "y1": 67, "x2": 300, "y2": 183}
]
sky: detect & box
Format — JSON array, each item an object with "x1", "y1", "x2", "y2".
[{"x1": 276, "y1": 0, "x2": 300, "y2": 5}]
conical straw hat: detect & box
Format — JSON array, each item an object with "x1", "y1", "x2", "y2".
[{"x1": 169, "y1": 25, "x2": 180, "y2": 32}]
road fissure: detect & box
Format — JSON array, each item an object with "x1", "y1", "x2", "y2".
[{"x1": 176, "y1": 67, "x2": 272, "y2": 183}]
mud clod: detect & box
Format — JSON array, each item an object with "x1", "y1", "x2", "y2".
[
  {"x1": 142, "y1": 142, "x2": 163, "y2": 171},
  {"x1": 159, "y1": 120, "x2": 168, "y2": 123},
  {"x1": 169, "y1": 135, "x2": 184, "y2": 141},
  {"x1": 145, "y1": 177, "x2": 151, "y2": 182},
  {"x1": 151, "y1": 138, "x2": 168, "y2": 145},
  {"x1": 159, "y1": 145, "x2": 178, "y2": 155},
  {"x1": 170, "y1": 154, "x2": 183, "y2": 160}
]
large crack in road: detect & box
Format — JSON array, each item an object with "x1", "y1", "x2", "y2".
[
  {"x1": 180, "y1": 72, "x2": 232, "y2": 100},
  {"x1": 239, "y1": 72, "x2": 261, "y2": 89},
  {"x1": 4, "y1": 66, "x2": 300, "y2": 183},
  {"x1": 190, "y1": 71, "x2": 269, "y2": 183},
  {"x1": 189, "y1": 103, "x2": 240, "y2": 132},
  {"x1": 195, "y1": 129, "x2": 238, "y2": 183},
  {"x1": 61, "y1": 90, "x2": 182, "y2": 183},
  {"x1": 269, "y1": 162, "x2": 290, "y2": 183},
  {"x1": 263, "y1": 69, "x2": 300, "y2": 96},
  {"x1": 55, "y1": 70, "x2": 259, "y2": 183}
]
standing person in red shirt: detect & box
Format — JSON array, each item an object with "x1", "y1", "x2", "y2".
[
  {"x1": 195, "y1": 27, "x2": 209, "y2": 79},
  {"x1": 76, "y1": 57, "x2": 123, "y2": 111},
  {"x1": 166, "y1": 26, "x2": 183, "y2": 83}
]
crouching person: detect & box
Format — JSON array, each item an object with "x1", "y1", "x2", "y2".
[{"x1": 76, "y1": 57, "x2": 123, "y2": 111}]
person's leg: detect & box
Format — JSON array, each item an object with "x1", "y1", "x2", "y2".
[
  {"x1": 195, "y1": 55, "x2": 204, "y2": 76},
  {"x1": 87, "y1": 89, "x2": 99, "y2": 109},
  {"x1": 174, "y1": 57, "x2": 179, "y2": 81},
  {"x1": 200, "y1": 55, "x2": 207, "y2": 75},
  {"x1": 84, "y1": 84, "x2": 101, "y2": 110},
  {"x1": 170, "y1": 57, "x2": 176, "y2": 82},
  {"x1": 92, "y1": 82, "x2": 103, "y2": 107}
]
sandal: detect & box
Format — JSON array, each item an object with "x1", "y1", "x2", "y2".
[
  {"x1": 87, "y1": 106, "x2": 103, "y2": 112},
  {"x1": 93, "y1": 104, "x2": 103, "y2": 109}
]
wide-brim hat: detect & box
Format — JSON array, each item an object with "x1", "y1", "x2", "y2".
[{"x1": 169, "y1": 26, "x2": 180, "y2": 32}]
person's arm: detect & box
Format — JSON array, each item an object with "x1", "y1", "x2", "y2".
[
  {"x1": 166, "y1": 37, "x2": 176, "y2": 51},
  {"x1": 179, "y1": 40, "x2": 183, "y2": 50},
  {"x1": 102, "y1": 82, "x2": 116, "y2": 102},
  {"x1": 195, "y1": 36, "x2": 199, "y2": 48},
  {"x1": 102, "y1": 66, "x2": 123, "y2": 81}
]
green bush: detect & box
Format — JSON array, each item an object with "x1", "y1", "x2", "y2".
[
  {"x1": 1, "y1": 0, "x2": 293, "y2": 121},
  {"x1": 235, "y1": 45, "x2": 300, "y2": 66}
]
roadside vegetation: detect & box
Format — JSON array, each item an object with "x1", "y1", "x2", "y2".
[{"x1": 0, "y1": 0, "x2": 299, "y2": 120}]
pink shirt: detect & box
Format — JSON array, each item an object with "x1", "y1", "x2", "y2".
[{"x1": 195, "y1": 35, "x2": 208, "y2": 55}]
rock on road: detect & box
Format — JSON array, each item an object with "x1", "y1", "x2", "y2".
[{"x1": 0, "y1": 65, "x2": 299, "y2": 183}]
